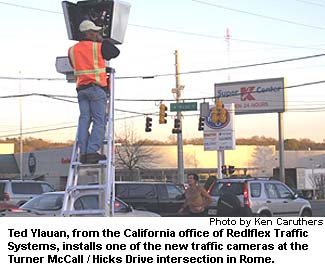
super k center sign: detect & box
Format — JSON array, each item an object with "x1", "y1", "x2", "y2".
[{"x1": 215, "y1": 77, "x2": 286, "y2": 115}]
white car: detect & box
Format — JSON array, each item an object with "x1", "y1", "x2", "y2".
[{"x1": 4, "y1": 192, "x2": 160, "y2": 217}]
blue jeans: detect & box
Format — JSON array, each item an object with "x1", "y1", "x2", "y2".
[{"x1": 77, "y1": 86, "x2": 107, "y2": 154}]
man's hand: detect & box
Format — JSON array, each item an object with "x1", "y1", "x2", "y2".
[{"x1": 96, "y1": 32, "x2": 103, "y2": 42}]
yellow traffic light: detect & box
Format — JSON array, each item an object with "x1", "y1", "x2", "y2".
[
  {"x1": 216, "y1": 99, "x2": 223, "y2": 109},
  {"x1": 219, "y1": 108, "x2": 227, "y2": 123},
  {"x1": 211, "y1": 107, "x2": 218, "y2": 123},
  {"x1": 159, "y1": 103, "x2": 167, "y2": 124}
]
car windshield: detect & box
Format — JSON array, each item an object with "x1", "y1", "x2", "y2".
[
  {"x1": 210, "y1": 182, "x2": 244, "y2": 196},
  {"x1": 22, "y1": 193, "x2": 130, "y2": 213},
  {"x1": 21, "y1": 193, "x2": 63, "y2": 211}
]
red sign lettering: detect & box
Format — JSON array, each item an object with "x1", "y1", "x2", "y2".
[{"x1": 240, "y1": 87, "x2": 256, "y2": 101}]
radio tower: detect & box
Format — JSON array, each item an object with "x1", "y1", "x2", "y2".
[{"x1": 225, "y1": 27, "x2": 231, "y2": 81}]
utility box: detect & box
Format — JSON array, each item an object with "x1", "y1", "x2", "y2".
[
  {"x1": 55, "y1": 56, "x2": 74, "y2": 83},
  {"x1": 62, "y1": 0, "x2": 131, "y2": 44}
]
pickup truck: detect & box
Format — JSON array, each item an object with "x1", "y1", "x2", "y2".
[{"x1": 115, "y1": 181, "x2": 185, "y2": 216}]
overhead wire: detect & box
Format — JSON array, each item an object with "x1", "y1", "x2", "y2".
[
  {"x1": 192, "y1": 0, "x2": 325, "y2": 31},
  {"x1": 295, "y1": 0, "x2": 325, "y2": 8},
  {"x1": 0, "y1": 1, "x2": 324, "y2": 52},
  {"x1": 1, "y1": 79, "x2": 325, "y2": 103},
  {"x1": 1, "y1": 52, "x2": 325, "y2": 81}
]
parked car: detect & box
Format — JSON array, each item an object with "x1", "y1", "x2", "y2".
[
  {"x1": 0, "y1": 180, "x2": 55, "y2": 206},
  {"x1": 3, "y1": 192, "x2": 160, "y2": 217},
  {"x1": 115, "y1": 181, "x2": 185, "y2": 216},
  {"x1": 206, "y1": 178, "x2": 312, "y2": 217}
]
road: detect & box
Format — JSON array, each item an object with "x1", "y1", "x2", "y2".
[{"x1": 310, "y1": 200, "x2": 325, "y2": 217}]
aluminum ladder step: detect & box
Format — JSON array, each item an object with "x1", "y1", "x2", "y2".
[
  {"x1": 71, "y1": 160, "x2": 108, "y2": 168},
  {"x1": 66, "y1": 184, "x2": 105, "y2": 193}
]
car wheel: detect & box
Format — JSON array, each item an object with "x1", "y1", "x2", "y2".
[
  {"x1": 216, "y1": 193, "x2": 241, "y2": 217},
  {"x1": 301, "y1": 210, "x2": 312, "y2": 217}
]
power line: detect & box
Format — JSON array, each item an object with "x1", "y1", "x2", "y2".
[
  {"x1": 2, "y1": 51, "x2": 325, "y2": 81},
  {"x1": 0, "y1": 1, "x2": 61, "y2": 14},
  {"x1": 1, "y1": 103, "x2": 325, "y2": 138},
  {"x1": 1, "y1": 79, "x2": 325, "y2": 103},
  {"x1": 0, "y1": 1, "x2": 323, "y2": 51},
  {"x1": 193, "y1": 0, "x2": 325, "y2": 31},
  {"x1": 295, "y1": 0, "x2": 325, "y2": 8}
]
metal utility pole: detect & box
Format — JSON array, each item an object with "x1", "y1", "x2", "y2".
[
  {"x1": 19, "y1": 71, "x2": 23, "y2": 180},
  {"x1": 175, "y1": 50, "x2": 185, "y2": 184}
]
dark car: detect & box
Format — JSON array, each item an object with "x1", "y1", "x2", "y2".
[{"x1": 115, "y1": 181, "x2": 185, "y2": 216}]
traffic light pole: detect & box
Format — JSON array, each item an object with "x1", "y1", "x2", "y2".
[{"x1": 175, "y1": 50, "x2": 185, "y2": 185}]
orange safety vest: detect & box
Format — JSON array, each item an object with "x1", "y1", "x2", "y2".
[{"x1": 68, "y1": 41, "x2": 107, "y2": 88}]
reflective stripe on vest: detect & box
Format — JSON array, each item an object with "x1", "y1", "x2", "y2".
[{"x1": 68, "y1": 41, "x2": 107, "y2": 87}]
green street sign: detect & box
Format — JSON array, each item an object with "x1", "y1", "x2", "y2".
[{"x1": 170, "y1": 102, "x2": 197, "y2": 112}]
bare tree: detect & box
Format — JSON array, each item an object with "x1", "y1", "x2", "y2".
[
  {"x1": 115, "y1": 125, "x2": 159, "y2": 180},
  {"x1": 309, "y1": 173, "x2": 325, "y2": 199},
  {"x1": 251, "y1": 146, "x2": 276, "y2": 176}
]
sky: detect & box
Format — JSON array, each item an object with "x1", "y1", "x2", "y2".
[{"x1": 1, "y1": 0, "x2": 325, "y2": 143}]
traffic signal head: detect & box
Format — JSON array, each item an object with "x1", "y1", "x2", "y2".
[
  {"x1": 221, "y1": 165, "x2": 227, "y2": 175},
  {"x1": 198, "y1": 117, "x2": 205, "y2": 131},
  {"x1": 219, "y1": 108, "x2": 227, "y2": 123},
  {"x1": 145, "y1": 117, "x2": 152, "y2": 132},
  {"x1": 211, "y1": 107, "x2": 218, "y2": 123},
  {"x1": 172, "y1": 118, "x2": 181, "y2": 134},
  {"x1": 159, "y1": 104, "x2": 167, "y2": 124},
  {"x1": 228, "y1": 165, "x2": 235, "y2": 174},
  {"x1": 216, "y1": 99, "x2": 223, "y2": 109}
]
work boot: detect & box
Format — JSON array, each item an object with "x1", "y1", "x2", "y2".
[
  {"x1": 85, "y1": 153, "x2": 107, "y2": 164},
  {"x1": 80, "y1": 154, "x2": 87, "y2": 164}
]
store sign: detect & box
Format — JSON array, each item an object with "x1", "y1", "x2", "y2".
[{"x1": 215, "y1": 77, "x2": 286, "y2": 114}]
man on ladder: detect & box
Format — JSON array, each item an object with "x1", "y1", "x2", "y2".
[{"x1": 68, "y1": 20, "x2": 120, "y2": 164}]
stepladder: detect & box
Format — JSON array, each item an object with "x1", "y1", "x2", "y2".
[{"x1": 61, "y1": 67, "x2": 116, "y2": 217}]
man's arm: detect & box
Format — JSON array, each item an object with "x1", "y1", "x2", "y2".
[{"x1": 101, "y1": 39, "x2": 120, "y2": 61}]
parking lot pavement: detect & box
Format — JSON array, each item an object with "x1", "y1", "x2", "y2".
[{"x1": 310, "y1": 200, "x2": 325, "y2": 217}]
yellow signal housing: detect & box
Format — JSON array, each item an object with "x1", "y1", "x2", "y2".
[
  {"x1": 216, "y1": 99, "x2": 223, "y2": 109},
  {"x1": 220, "y1": 108, "x2": 227, "y2": 123},
  {"x1": 211, "y1": 107, "x2": 218, "y2": 123},
  {"x1": 159, "y1": 103, "x2": 167, "y2": 124}
]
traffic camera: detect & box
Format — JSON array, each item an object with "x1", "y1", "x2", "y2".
[
  {"x1": 62, "y1": 0, "x2": 131, "y2": 44},
  {"x1": 145, "y1": 117, "x2": 152, "y2": 132},
  {"x1": 159, "y1": 104, "x2": 168, "y2": 124}
]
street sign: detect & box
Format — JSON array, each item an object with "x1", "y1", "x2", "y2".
[
  {"x1": 204, "y1": 131, "x2": 236, "y2": 151},
  {"x1": 170, "y1": 102, "x2": 197, "y2": 112}
]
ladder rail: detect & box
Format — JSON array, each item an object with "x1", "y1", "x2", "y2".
[
  {"x1": 105, "y1": 68, "x2": 115, "y2": 217},
  {"x1": 61, "y1": 130, "x2": 79, "y2": 216}
]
